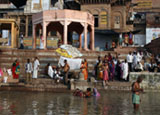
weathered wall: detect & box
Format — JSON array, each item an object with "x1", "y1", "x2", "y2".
[
  {"x1": 134, "y1": 34, "x2": 146, "y2": 45},
  {"x1": 130, "y1": 72, "x2": 160, "y2": 91}
]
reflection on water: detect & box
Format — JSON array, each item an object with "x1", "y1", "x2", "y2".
[{"x1": 0, "y1": 91, "x2": 159, "y2": 115}]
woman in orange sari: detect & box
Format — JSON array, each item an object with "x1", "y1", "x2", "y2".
[{"x1": 80, "y1": 59, "x2": 88, "y2": 80}]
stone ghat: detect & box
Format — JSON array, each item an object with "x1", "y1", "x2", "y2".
[
  {"x1": 130, "y1": 72, "x2": 160, "y2": 91},
  {"x1": 70, "y1": 80, "x2": 132, "y2": 91},
  {"x1": 0, "y1": 78, "x2": 69, "y2": 92},
  {"x1": 0, "y1": 49, "x2": 117, "y2": 78},
  {"x1": 0, "y1": 78, "x2": 132, "y2": 92},
  {"x1": 1, "y1": 72, "x2": 160, "y2": 92}
]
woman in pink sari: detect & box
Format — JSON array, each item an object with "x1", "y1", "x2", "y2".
[{"x1": 103, "y1": 62, "x2": 109, "y2": 86}]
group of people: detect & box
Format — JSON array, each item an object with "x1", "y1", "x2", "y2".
[
  {"x1": 73, "y1": 87, "x2": 100, "y2": 98},
  {"x1": 46, "y1": 59, "x2": 70, "y2": 84},
  {"x1": 94, "y1": 53, "x2": 131, "y2": 85},
  {"x1": 46, "y1": 58, "x2": 89, "y2": 84},
  {"x1": 11, "y1": 57, "x2": 40, "y2": 84},
  {"x1": 127, "y1": 51, "x2": 160, "y2": 73}
]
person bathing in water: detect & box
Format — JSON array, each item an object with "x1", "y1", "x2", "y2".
[{"x1": 132, "y1": 76, "x2": 143, "y2": 111}]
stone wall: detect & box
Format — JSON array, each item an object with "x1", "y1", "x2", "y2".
[{"x1": 130, "y1": 72, "x2": 160, "y2": 91}]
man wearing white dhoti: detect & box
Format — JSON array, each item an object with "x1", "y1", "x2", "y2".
[
  {"x1": 48, "y1": 64, "x2": 54, "y2": 78},
  {"x1": 122, "y1": 60, "x2": 128, "y2": 81},
  {"x1": 133, "y1": 52, "x2": 138, "y2": 70},
  {"x1": 33, "y1": 57, "x2": 40, "y2": 79}
]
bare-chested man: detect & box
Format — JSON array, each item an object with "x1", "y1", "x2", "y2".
[
  {"x1": 132, "y1": 76, "x2": 143, "y2": 110},
  {"x1": 61, "y1": 60, "x2": 70, "y2": 84}
]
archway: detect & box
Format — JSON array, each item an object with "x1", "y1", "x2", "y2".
[
  {"x1": 68, "y1": 22, "x2": 84, "y2": 49},
  {"x1": 47, "y1": 22, "x2": 63, "y2": 49}
]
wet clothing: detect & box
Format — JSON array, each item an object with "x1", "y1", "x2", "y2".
[{"x1": 132, "y1": 94, "x2": 140, "y2": 104}]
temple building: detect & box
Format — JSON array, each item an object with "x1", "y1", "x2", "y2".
[
  {"x1": 32, "y1": 9, "x2": 95, "y2": 50},
  {"x1": 0, "y1": 0, "x2": 95, "y2": 50},
  {"x1": 77, "y1": 0, "x2": 134, "y2": 50},
  {"x1": 2, "y1": 0, "x2": 159, "y2": 50}
]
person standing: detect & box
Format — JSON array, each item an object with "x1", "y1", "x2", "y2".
[
  {"x1": 127, "y1": 52, "x2": 133, "y2": 72},
  {"x1": 132, "y1": 76, "x2": 143, "y2": 111},
  {"x1": 61, "y1": 60, "x2": 70, "y2": 84},
  {"x1": 19, "y1": 33, "x2": 24, "y2": 49},
  {"x1": 133, "y1": 52, "x2": 138, "y2": 70},
  {"x1": 109, "y1": 61, "x2": 115, "y2": 81},
  {"x1": 33, "y1": 57, "x2": 40, "y2": 79},
  {"x1": 116, "y1": 60, "x2": 122, "y2": 81},
  {"x1": 103, "y1": 62, "x2": 109, "y2": 86},
  {"x1": 124, "y1": 33, "x2": 129, "y2": 46},
  {"x1": 122, "y1": 60, "x2": 128, "y2": 81},
  {"x1": 129, "y1": 32, "x2": 133, "y2": 45},
  {"x1": 84, "y1": 59, "x2": 88, "y2": 80},
  {"x1": 25, "y1": 59, "x2": 33, "y2": 84},
  {"x1": 12, "y1": 59, "x2": 20, "y2": 79},
  {"x1": 40, "y1": 34, "x2": 44, "y2": 49},
  {"x1": 119, "y1": 33, "x2": 123, "y2": 46},
  {"x1": 80, "y1": 59, "x2": 88, "y2": 80}
]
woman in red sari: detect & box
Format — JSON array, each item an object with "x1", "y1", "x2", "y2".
[{"x1": 12, "y1": 60, "x2": 20, "y2": 79}]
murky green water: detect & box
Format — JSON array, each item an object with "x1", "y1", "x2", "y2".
[{"x1": 0, "y1": 91, "x2": 159, "y2": 115}]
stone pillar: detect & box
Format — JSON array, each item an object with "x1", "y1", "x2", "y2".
[
  {"x1": 91, "y1": 26, "x2": 95, "y2": 50},
  {"x1": 84, "y1": 23, "x2": 88, "y2": 50},
  {"x1": 17, "y1": 16, "x2": 20, "y2": 37},
  {"x1": 32, "y1": 24, "x2": 36, "y2": 49},
  {"x1": 63, "y1": 20, "x2": 68, "y2": 45},
  {"x1": 11, "y1": 22, "x2": 15, "y2": 48},
  {"x1": 79, "y1": 34, "x2": 82, "y2": 49},
  {"x1": 43, "y1": 22, "x2": 47, "y2": 49},
  {"x1": 25, "y1": 15, "x2": 29, "y2": 38}
]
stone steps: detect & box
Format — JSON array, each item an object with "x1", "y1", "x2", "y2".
[
  {"x1": 0, "y1": 48, "x2": 139, "y2": 78},
  {"x1": 0, "y1": 49, "x2": 117, "y2": 78}
]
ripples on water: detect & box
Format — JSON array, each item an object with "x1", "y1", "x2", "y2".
[{"x1": 0, "y1": 91, "x2": 159, "y2": 115}]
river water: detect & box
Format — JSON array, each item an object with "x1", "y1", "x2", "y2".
[{"x1": 0, "y1": 91, "x2": 159, "y2": 115}]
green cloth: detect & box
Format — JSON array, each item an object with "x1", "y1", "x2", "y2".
[{"x1": 132, "y1": 94, "x2": 140, "y2": 104}]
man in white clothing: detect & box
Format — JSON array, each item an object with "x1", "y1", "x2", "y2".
[
  {"x1": 133, "y1": 52, "x2": 138, "y2": 70},
  {"x1": 33, "y1": 57, "x2": 40, "y2": 79},
  {"x1": 122, "y1": 60, "x2": 129, "y2": 81},
  {"x1": 127, "y1": 52, "x2": 133, "y2": 72},
  {"x1": 137, "y1": 52, "x2": 142, "y2": 62},
  {"x1": 48, "y1": 63, "x2": 54, "y2": 78},
  {"x1": 25, "y1": 59, "x2": 33, "y2": 83}
]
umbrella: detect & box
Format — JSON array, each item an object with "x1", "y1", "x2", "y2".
[{"x1": 56, "y1": 45, "x2": 83, "y2": 58}]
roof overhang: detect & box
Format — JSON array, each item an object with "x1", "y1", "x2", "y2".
[
  {"x1": 9, "y1": 0, "x2": 27, "y2": 8},
  {"x1": 95, "y1": 29, "x2": 119, "y2": 35}
]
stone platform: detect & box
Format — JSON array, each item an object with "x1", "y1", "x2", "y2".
[
  {"x1": 1, "y1": 72, "x2": 160, "y2": 92},
  {"x1": 0, "y1": 78, "x2": 69, "y2": 92}
]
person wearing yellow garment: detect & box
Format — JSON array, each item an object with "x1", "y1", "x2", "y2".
[
  {"x1": 97, "y1": 61, "x2": 103, "y2": 80},
  {"x1": 80, "y1": 59, "x2": 88, "y2": 80}
]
